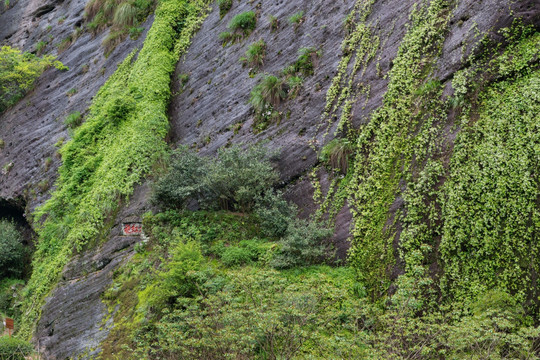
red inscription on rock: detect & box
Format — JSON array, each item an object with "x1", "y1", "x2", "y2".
[{"x1": 123, "y1": 223, "x2": 142, "y2": 235}]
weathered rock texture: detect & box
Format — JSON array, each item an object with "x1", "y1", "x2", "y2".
[{"x1": 0, "y1": 0, "x2": 539, "y2": 358}]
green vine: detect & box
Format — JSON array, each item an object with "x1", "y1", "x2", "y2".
[{"x1": 19, "y1": 0, "x2": 211, "y2": 339}]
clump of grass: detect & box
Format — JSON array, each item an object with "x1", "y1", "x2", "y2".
[
  {"x1": 218, "y1": 0, "x2": 232, "y2": 19},
  {"x1": 240, "y1": 39, "x2": 266, "y2": 68},
  {"x1": 319, "y1": 138, "x2": 355, "y2": 173},
  {"x1": 64, "y1": 111, "x2": 82, "y2": 128},
  {"x1": 250, "y1": 75, "x2": 286, "y2": 113},
  {"x1": 56, "y1": 36, "x2": 73, "y2": 53},
  {"x1": 288, "y1": 11, "x2": 304, "y2": 29},
  {"x1": 129, "y1": 26, "x2": 144, "y2": 39},
  {"x1": 85, "y1": 0, "x2": 154, "y2": 54},
  {"x1": 249, "y1": 74, "x2": 287, "y2": 130},
  {"x1": 286, "y1": 76, "x2": 303, "y2": 99},
  {"x1": 283, "y1": 47, "x2": 321, "y2": 77},
  {"x1": 221, "y1": 11, "x2": 256, "y2": 45},
  {"x1": 178, "y1": 73, "x2": 189, "y2": 92},
  {"x1": 103, "y1": 30, "x2": 125, "y2": 56},
  {"x1": 269, "y1": 15, "x2": 278, "y2": 32},
  {"x1": 66, "y1": 88, "x2": 78, "y2": 97},
  {"x1": 113, "y1": 2, "x2": 138, "y2": 27},
  {"x1": 44, "y1": 157, "x2": 53, "y2": 171},
  {"x1": 36, "y1": 41, "x2": 47, "y2": 55}
]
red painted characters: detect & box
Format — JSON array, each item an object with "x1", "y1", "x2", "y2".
[{"x1": 123, "y1": 223, "x2": 143, "y2": 235}]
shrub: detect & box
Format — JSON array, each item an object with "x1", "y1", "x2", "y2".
[
  {"x1": 218, "y1": 31, "x2": 240, "y2": 45},
  {"x1": 227, "y1": 11, "x2": 256, "y2": 37},
  {"x1": 288, "y1": 11, "x2": 304, "y2": 29},
  {"x1": 0, "y1": 337, "x2": 33, "y2": 360},
  {"x1": 254, "y1": 189, "x2": 296, "y2": 238},
  {"x1": 132, "y1": 268, "x2": 365, "y2": 359},
  {"x1": 240, "y1": 39, "x2": 266, "y2": 68},
  {"x1": 271, "y1": 219, "x2": 333, "y2": 269},
  {"x1": 250, "y1": 74, "x2": 286, "y2": 117},
  {"x1": 286, "y1": 76, "x2": 303, "y2": 98},
  {"x1": 152, "y1": 146, "x2": 209, "y2": 209},
  {"x1": 268, "y1": 15, "x2": 278, "y2": 32},
  {"x1": 153, "y1": 145, "x2": 279, "y2": 212},
  {"x1": 0, "y1": 46, "x2": 66, "y2": 113},
  {"x1": 221, "y1": 246, "x2": 255, "y2": 267},
  {"x1": 218, "y1": 0, "x2": 232, "y2": 19},
  {"x1": 113, "y1": 2, "x2": 138, "y2": 27},
  {"x1": 35, "y1": 41, "x2": 46, "y2": 55},
  {"x1": 66, "y1": 88, "x2": 77, "y2": 97},
  {"x1": 320, "y1": 138, "x2": 355, "y2": 173},
  {"x1": 64, "y1": 111, "x2": 82, "y2": 128},
  {"x1": 0, "y1": 220, "x2": 25, "y2": 278},
  {"x1": 283, "y1": 47, "x2": 321, "y2": 78}
]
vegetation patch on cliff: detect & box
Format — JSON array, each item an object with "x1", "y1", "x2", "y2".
[{"x1": 18, "y1": 0, "x2": 212, "y2": 339}]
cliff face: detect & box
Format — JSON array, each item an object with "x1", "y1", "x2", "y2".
[{"x1": 0, "y1": 0, "x2": 539, "y2": 358}]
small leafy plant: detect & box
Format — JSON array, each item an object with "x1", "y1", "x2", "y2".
[
  {"x1": 268, "y1": 14, "x2": 278, "y2": 32},
  {"x1": 218, "y1": 0, "x2": 232, "y2": 19},
  {"x1": 320, "y1": 138, "x2": 355, "y2": 173},
  {"x1": 288, "y1": 11, "x2": 304, "y2": 29},
  {"x1": 64, "y1": 111, "x2": 82, "y2": 128},
  {"x1": 240, "y1": 39, "x2": 266, "y2": 68},
  {"x1": 220, "y1": 11, "x2": 256, "y2": 45}
]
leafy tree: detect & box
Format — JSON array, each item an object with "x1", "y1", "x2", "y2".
[
  {"x1": 153, "y1": 145, "x2": 279, "y2": 212},
  {"x1": 0, "y1": 220, "x2": 25, "y2": 279},
  {"x1": 271, "y1": 218, "x2": 334, "y2": 269}
]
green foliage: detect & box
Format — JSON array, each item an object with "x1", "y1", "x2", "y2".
[
  {"x1": 249, "y1": 74, "x2": 286, "y2": 122},
  {"x1": 85, "y1": 0, "x2": 154, "y2": 54},
  {"x1": 320, "y1": 137, "x2": 355, "y2": 173},
  {"x1": 228, "y1": 11, "x2": 256, "y2": 33},
  {"x1": 346, "y1": 0, "x2": 453, "y2": 299},
  {"x1": 220, "y1": 239, "x2": 268, "y2": 267},
  {"x1": 271, "y1": 219, "x2": 334, "y2": 269},
  {"x1": 288, "y1": 11, "x2": 304, "y2": 28},
  {"x1": 64, "y1": 111, "x2": 82, "y2": 129},
  {"x1": 153, "y1": 144, "x2": 279, "y2": 212},
  {"x1": 283, "y1": 47, "x2": 321, "y2": 77},
  {"x1": 131, "y1": 267, "x2": 368, "y2": 359},
  {"x1": 35, "y1": 41, "x2": 46, "y2": 55},
  {"x1": 239, "y1": 39, "x2": 266, "y2": 68},
  {"x1": 0, "y1": 278, "x2": 24, "y2": 318},
  {"x1": 19, "y1": 0, "x2": 211, "y2": 338},
  {"x1": 268, "y1": 14, "x2": 278, "y2": 32},
  {"x1": 254, "y1": 189, "x2": 296, "y2": 238},
  {"x1": 142, "y1": 240, "x2": 205, "y2": 309},
  {"x1": 0, "y1": 46, "x2": 65, "y2": 113},
  {"x1": 439, "y1": 37, "x2": 540, "y2": 307},
  {"x1": 217, "y1": 0, "x2": 232, "y2": 19},
  {"x1": 0, "y1": 337, "x2": 33, "y2": 360},
  {"x1": 220, "y1": 10, "x2": 257, "y2": 45},
  {"x1": 0, "y1": 220, "x2": 25, "y2": 279},
  {"x1": 113, "y1": 2, "x2": 138, "y2": 27}
]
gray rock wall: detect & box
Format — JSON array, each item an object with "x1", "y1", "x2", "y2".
[{"x1": 0, "y1": 0, "x2": 538, "y2": 358}]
